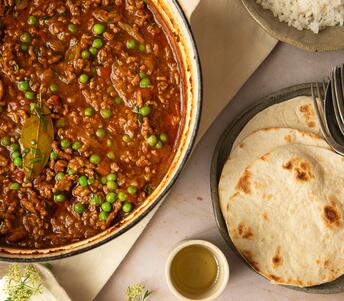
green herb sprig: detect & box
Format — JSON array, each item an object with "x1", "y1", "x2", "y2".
[
  {"x1": 4, "y1": 264, "x2": 43, "y2": 301},
  {"x1": 126, "y1": 284, "x2": 152, "y2": 301}
]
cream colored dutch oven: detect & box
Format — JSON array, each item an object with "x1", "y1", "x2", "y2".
[{"x1": 0, "y1": 0, "x2": 202, "y2": 262}]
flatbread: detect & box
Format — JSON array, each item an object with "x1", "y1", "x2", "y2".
[
  {"x1": 232, "y1": 96, "x2": 320, "y2": 150},
  {"x1": 219, "y1": 128, "x2": 329, "y2": 215},
  {"x1": 226, "y1": 144, "x2": 344, "y2": 287}
]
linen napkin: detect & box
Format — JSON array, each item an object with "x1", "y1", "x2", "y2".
[{"x1": 51, "y1": 1, "x2": 277, "y2": 300}]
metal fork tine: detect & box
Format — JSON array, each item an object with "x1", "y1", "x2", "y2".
[
  {"x1": 312, "y1": 82, "x2": 329, "y2": 136},
  {"x1": 312, "y1": 81, "x2": 344, "y2": 156},
  {"x1": 331, "y1": 66, "x2": 344, "y2": 135}
]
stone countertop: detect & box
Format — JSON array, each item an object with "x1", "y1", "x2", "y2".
[{"x1": 95, "y1": 44, "x2": 344, "y2": 301}]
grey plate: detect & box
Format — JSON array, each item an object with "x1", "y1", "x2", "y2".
[
  {"x1": 241, "y1": 0, "x2": 344, "y2": 52},
  {"x1": 210, "y1": 83, "x2": 344, "y2": 294}
]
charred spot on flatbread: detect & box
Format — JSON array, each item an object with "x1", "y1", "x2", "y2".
[
  {"x1": 237, "y1": 222, "x2": 253, "y2": 239},
  {"x1": 284, "y1": 134, "x2": 293, "y2": 143},
  {"x1": 299, "y1": 104, "x2": 316, "y2": 128},
  {"x1": 282, "y1": 157, "x2": 313, "y2": 182},
  {"x1": 236, "y1": 170, "x2": 251, "y2": 194},
  {"x1": 241, "y1": 250, "x2": 260, "y2": 272},
  {"x1": 269, "y1": 274, "x2": 282, "y2": 282},
  {"x1": 322, "y1": 197, "x2": 341, "y2": 228},
  {"x1": 272, "y1": 247, "x2": 283, "y2": 269}
]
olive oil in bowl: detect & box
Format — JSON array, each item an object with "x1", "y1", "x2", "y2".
[
  {"x1": 171, "y1": 245, "x2": 219, "y2": 297},
  {"x1": 166, "y1": 240, "x2": 229, "y2": 300}
]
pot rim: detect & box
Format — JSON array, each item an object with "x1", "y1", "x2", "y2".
[{"x1": 0, "y1": 0, "x2": 203, "y2": 262}]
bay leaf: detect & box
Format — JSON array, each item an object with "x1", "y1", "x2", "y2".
[{"x1": 20, "y1": 105, "x2": 54, "y2": 181}]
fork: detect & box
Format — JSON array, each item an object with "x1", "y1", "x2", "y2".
[{"x1": 311, "y1": 80, "x2": 344, "y2": 156}]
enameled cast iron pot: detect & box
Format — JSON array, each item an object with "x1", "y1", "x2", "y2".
[{"x1": 0, "y1": 0, "x2": 202, "y2": 262}]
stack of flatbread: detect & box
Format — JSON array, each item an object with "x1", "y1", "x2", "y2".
[{"x1": 219, "y1": 96, "x2": 344, "y2": 287}]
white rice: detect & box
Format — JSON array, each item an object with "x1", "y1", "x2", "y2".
[{"x1": 256, "y1": 0, "x2": 344, "y2": 33}]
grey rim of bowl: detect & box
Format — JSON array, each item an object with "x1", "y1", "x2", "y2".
[
  {"x1": 240, "y1": 0, "x2": 344, "y2": 52},
  {"x1": 0, "y1": 0, "x2": 203, "y2": 263},
  {"x1": 210, "y1": 83, "x2": 344, "y2": 294}
]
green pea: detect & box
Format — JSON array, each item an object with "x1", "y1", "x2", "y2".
[
  {"x1": 11, "y1": 151, "x2": 21, "y2": 160},
  {"x1": 55, "y1": 172, "x2": 64, "y2": 181},
  {"x1": 74, "y1": 202, "x2": 85, "y2": 214},
  {"x1": 118, "y1": 191, "x2": 127, "y2": 202},
  {"x1": 50, "y1": 83, "x2": 59, "y2": 93},
  {"x1": 122, "y1": 134, "x2": 131, "y2": 143},
  {"x1": 155, "y1": 141, "x2": 163, "y2": 149},
  {"x1": 139, "y1": 44, "x2": 146, "y2": 52},
  {"x1": 101, "y1": 202, "x2": 112, "y2": 212},
  {"x1": 84, "y1": 107, "x2": 94, "y2": 117},
  {"x1": 60, "y1": 139, "x2": 71, "y2": 149},
  {"x1": 1, "y1": 137, "x2": 10, "y2": 146},
  {"x1": 90, "y1": 194, "x2": 102, "y2": 206},
  {"x1": 107, "y1": 174, "x2": 117, "y2": 181},
  {"x1": 99, "y1": 211, "x2": 109, "y2": 221},
  {"x1": 21, "y1": 43, "x2": 28, "y2": 52},
  {"x1": 89, "y1": 154, "x2": 101, "y2": 164},
  {"x1": 50, "y1": 151, "x2": 58, "y2": 160},
  {"x1": 100, "y1": 108, "x2": 112, "y2": 119},
  {"x1": 140, "y1": 78, "x2": 151, "y2": 88},
  {"x1": 139, "y1": 71, "x2": 147, "y2": 79},
  {"x1": 56, "y1": 118, "x2": 67, "y2": 128},
  {"x1": 122, "y1": 202, "x2": 132, "y2": 213},
  {"x1": 54, "y1": 193, "x2": 66, "y2": 203},
  {"x1": 89, "y1": 47, "x2": 98, "y2": 56},
  {"x1": 96, "y1": 128, "x2": 106, "y2": 138},
  {"x1": 11, "y1": 143, "x2": 20, "y2": 152},
  {"x1": 159, "y1": 133, "x2": 168, "y2": 143},
  {"x1": 78, "y1": 175, "x2": 88, "y2": 187},
  {"x1": 81, "y1": 50, "x2": 90, "y2": 59},
  {"x1": 106, "y1": 139, "x2": 113, "y2": 147},
  {"x1": 146, "y1": 135, "x2": 158, "y2": 146},
  {"x1": 107, "y1": 181, "x2": 118, "y2": 191},
  {"x1": 106, "y1": 192, "x2": 116, "y2": 203},
  {"x1": 72, "y1": 141, "x2": 82, "y2": 150},
  {"x1": 92, "y1": 38, "x2": 103, "y2": 49},
  {"x1": 13, "y1": 157, "x2": 22, "y2": 167},
  {"x1": 126, "y1": 39, "x2": 137, "y2": 49},
  {"x1": 79, "y1": 74, "x2": 89, "y2": 84},
  {"x1": 20, "y1": 32, "x2": 32, "y2": 43},
  {"x1": 127, "y1": 186, "x2": 137, "y2": 195},
  {"x1": 17, "y1": 81, "x2": 29, "y2": 91},
  {"x1": 106, "y1": 151, "x2": 115, "y2": 160},
  {"x1": 24, "y1": 91, "x2": 35, "y2": 100},
  {"x1": 114, "y1": 96, "x2": 122, "y2": 105},
  {"x1": 27, "y1": 16, "x2": 37, "y2": 25},
  {"x1": 92, "y1": 23, "x2": 106, "y2": 35},
  {"x1": 9, "y1": 182, "x2": 20, "y2": 190},
  {"x1": 100, "y1": 177, "x2": 107, "y2": 185},
  {"x1": 139, "y1": 105, "x2": 151, "y2": 116},
  {"x1": 67, "y1": 168, "x2": 76, "y2": 175},
  {"x1": 68, "y1": 23, "x2": 78, "y2": 34}
]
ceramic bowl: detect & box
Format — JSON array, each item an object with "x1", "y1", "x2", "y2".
[
  {"x1": 165, "y1": 240, "x2": 230, "y2": 301},
  {"x1": 241, "y1": 0, "x2": 344, "y2": 52}
]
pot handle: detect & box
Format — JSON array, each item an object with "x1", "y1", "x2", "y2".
[{"x1": 178, "y1": 0, "x2": 200, "y2": 21}]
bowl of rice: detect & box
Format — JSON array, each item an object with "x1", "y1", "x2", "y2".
[{"x1": 241, "y1": 0, "x2": 344, "y2": 51}]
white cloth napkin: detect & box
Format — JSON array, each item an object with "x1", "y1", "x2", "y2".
[{"x1": 50, "y1": 1, "x2": 277, "y2": 300}]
